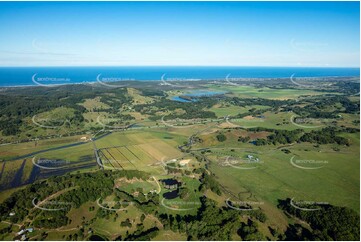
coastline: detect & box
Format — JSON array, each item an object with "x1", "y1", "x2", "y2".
[{"x1": 0, "y1": 75, "x2": 359, "y2": 88}]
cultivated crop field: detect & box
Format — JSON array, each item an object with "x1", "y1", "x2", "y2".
[
  {"x1": 95, "y1": 130, "x2": 184, "y2": 175},
  {"x1": 99, "y1": 144, "x2": 164, "y2": 174},
  {"x1": 0, "y1": 78, "x2": 359, "y2": 241},
  {"x1": 0, "y1": 2, "x2": 359, "y2": 241}
]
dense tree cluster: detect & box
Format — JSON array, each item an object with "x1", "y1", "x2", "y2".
[
  {"x1": 244, "y1": 127, "x2": 354, "y2": 146},
  {"x1": 292, "y1": 96, "x2": 360, "y2": 118},
  {"x1": 0, "y1": 170, "x2": 149, "y2": 227},
  {"x1": 0, "y1": 85, "x2": 131, "y2": 136},
  {"x1": 134, "y1": 97, "x2": 218, "y2": 120},
  {"x1": 123, "y1": 226, "x2": 159, "y2": 241},
  {"x1": 157, "y1": 197, "x2": 267, "y2": 240},
  {"x1": 278, "y1": 198, "x2": 360, "y2": 241},
  {"x1": 199, "y1": 173, "x2": 222, "y2": 196},
  {"x1": 140, "y1": 89, "x2": 165, "y2": 97},
  {"x1": 229, "y1": 97, "x2": 294, "y2": 109},
  {"x1": 237, "y1": 219, "x2": 266, "y2": 240}
]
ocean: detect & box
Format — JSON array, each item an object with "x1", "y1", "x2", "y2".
[{"x1": 0, "y1": 66, "x2": 359, "y2": 87}]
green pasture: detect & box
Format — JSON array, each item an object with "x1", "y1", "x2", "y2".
[
  {"x1": 208, "y1": 84, "x2": 326, "y2": 99},
  {"x1": 207, "y1": 136, "x2": 359, "y2": 213}
]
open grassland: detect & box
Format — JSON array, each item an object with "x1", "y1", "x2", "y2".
[
  {"x1": 0, "y1": 134, "x2": 90, "y2": 161},
  {"x1": 127, "y1": 88, "x2": 155, "y2": 104},
  {"x1": 337, "y1": 113, "x2": 360, "y2": 128},
  {"x1": 0, "y1": 159, "x2": 34, "y2": 190},
  {"x1": 193, "y1": 128, "x2": 270, "y2": 148},
  {"x1": 115, "y1": 177, "x2": 159, "y2": 194},
  {"x1": 23, "y1": 199, "x2": 163, "y2": 241},
  {"x1": 122, "y1": 110, "x2": 149, "y2": 121},
  {"x1": 11, "y1": 107, "x2": 83, "y2": 140},
  {"x1": 145, "y1": 129, "x2": 189, "y2": 145},
  {"x1": 79, "y1": 97, "x2": 113, "y2": 129},
  {"x1": 0, "y1": 140, "x2": 96, "y2": 191},
  {"x1": 91, "y1": 205, "x2": 150, "y2": 240},
  {"x1": 0, "y1": 79, "x2": 359, "y2": 241},
  {"x1": 205, "y1": 133, "x2": 359, "y2": 213},
  {"x1": 223, "y1": 110, "x2": 332, "y2": 131},
  {"x1": 0, "y1": 186, "x2": 24, "y2": 203},
  {"x1": 80, "y1": 97, "x2": 110, "y2": 110},
  {"x1": 33, "y1": 142, "x2": 94, "y2": 163},
  {"x1": 209, "y1": 104, "x2": 270, "y2": 118},
  {"x1": 208, "y1": 84, "x2": 327, "y2": 99},
  {"x1": 83, "y1": 111, "x2": 109, "y2": 129},
  {"x1": 152, "y1": 230, "x2": 187, "y2": 241},
  {"x1": 151, "y1": 124, "x2": 212, "y2": 140}
]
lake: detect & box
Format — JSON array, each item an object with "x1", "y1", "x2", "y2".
[{"x1": 171, "y1": 90, "x2": 227, "y2": 102}]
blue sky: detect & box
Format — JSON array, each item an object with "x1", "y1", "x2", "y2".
[{"x1": 0, "y1": 1, "x2": 359, "y2": 67}]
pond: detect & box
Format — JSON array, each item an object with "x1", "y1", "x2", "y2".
[
  {"x1": 163, "y1": 189, "x2": 179, "y2": 199},
  {"x1": 186, "y1": 90, "x2": 227, "y2": 97},
  {"x1": 89, "y1": 234, "x2": 107, "y2": 241},
  {"x1": 161, "y1": 178, "x2": 179, "y2": 186},
  {"x1": 171, "y1": 96, "x2": 193, "y2": 102}
]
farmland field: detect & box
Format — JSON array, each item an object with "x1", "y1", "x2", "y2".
[
  {"x1": 0, "y1": 76, "x2": 359, "y2": 241},
  {"x1": 0, "y1": 2, "x2": 359, "y2": 241}
]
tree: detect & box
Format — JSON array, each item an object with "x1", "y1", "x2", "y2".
[{"x1": 216, "y1": 134, "x2": 227, "y2": 142}]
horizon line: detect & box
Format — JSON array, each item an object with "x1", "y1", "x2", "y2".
[{"x1": 0, "y1": 65, "x2": 359, "y2": 69}]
